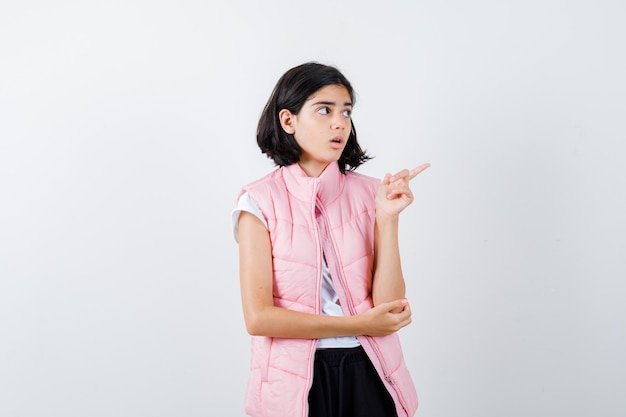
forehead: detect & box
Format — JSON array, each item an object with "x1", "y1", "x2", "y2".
[{"x1": 305, "y1": 84, "x2": 352, "y2": 104}]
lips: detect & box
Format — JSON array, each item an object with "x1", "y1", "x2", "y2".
[{"x1": 330, "y1": 137, "x2": 344, "y2": 149}]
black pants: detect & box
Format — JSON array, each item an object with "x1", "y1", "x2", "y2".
[{"x1": 307, "y1": 346, "x2": 398, "y2": 417}]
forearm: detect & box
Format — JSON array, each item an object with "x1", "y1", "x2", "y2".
[
  {"x1": 372, "y1": 214, "x2": 406, "y2": 306},
  {"x1": 244, "y1": 305, "x2": 364, "y2": 338}
]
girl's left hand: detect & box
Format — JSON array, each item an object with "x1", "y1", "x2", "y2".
[{"x1": 376, "y1": 163, "x2": 430, "y2": 218}]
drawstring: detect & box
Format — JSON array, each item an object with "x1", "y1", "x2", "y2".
[{"x1": 336, "y1": 351, "x2": 348, "y2": 414}]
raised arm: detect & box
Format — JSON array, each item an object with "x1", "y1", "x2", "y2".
[
  {"x1": 372, "y1": 163, "x2": 430, "y2": 307},
  {"x1": 237, "y1": 210, "x2": 412, "y2": 338}
]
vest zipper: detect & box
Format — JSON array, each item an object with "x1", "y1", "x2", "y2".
[
  {"x1": 314, "y1": 201, "x2": 409, "y2": 416},
  {"x1": 302, "y1": 180, "x2": 323, "y2": 417},
  {"x1": 368, "y1": 334, "x2": 410, "y2": 415}
]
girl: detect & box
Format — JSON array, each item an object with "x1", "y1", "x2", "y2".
[{"x1": 233, "y1": 62, "x2": 429, "y2": 417}]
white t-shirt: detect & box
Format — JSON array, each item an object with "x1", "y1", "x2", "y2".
[{"x1": 233, "y1": 192, "x2": 360, "y2": 348}]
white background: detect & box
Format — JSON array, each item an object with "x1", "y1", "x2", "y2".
[{"x1": 1, "y1": 1, "x2": 625, "y2": 416}]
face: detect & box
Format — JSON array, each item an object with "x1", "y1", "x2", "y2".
[{"x1": 279, "y1": 84, "x2": 353, "y2": 177}]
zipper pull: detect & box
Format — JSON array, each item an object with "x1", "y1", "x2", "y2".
[{"x1": 385, "y1": 375, "x2": 394, "y2": 385}]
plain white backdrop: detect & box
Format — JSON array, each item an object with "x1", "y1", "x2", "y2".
[{"x1": 1, "y1": 1, "x2": 625, "y2": 416}]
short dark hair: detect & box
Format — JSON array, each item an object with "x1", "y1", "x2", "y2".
[{"x1": 257, "y1": 62, "x2": 371, "y2": 173}]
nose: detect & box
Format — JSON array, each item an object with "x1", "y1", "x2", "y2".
[{"x1": 331, "y1": 112, "x2": 348, "y2": 130}]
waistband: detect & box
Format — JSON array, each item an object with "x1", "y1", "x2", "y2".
[{"x1": 313, "y1": 346, "x2": 367, "y2": 366}]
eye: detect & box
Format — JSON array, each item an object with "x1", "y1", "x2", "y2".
[
  {"x1": 342, "y1": 109, "x2": 352, "y2": 117},
  {"x1": 318, "y1": 107, "x2": 330, "y2": 115}
]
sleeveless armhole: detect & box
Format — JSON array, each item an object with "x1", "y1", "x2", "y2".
[{"x1": 232, "y1": 191, "x2": 268, "y2": 243}]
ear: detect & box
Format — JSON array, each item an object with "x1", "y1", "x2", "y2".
[{"x1": 278, "y1": 109, "x2": 296, "y2": 134}]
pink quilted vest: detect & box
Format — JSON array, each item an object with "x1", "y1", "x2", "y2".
[{"x1": 238, "y1": 162, "x2": 418, "y2": 417}]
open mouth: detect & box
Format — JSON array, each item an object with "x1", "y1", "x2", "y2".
[{"x1": 330, "y1": 138, "x2": 344, "y2": 150}]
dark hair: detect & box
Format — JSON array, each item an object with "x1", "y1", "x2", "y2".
[{"x1": 257, "y1": 62, "x2": 371, "y2": 173}]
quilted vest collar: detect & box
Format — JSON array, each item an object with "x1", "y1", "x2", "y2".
[{"x1": 283, "y1": 162, "x2": 345, "y2": 206}]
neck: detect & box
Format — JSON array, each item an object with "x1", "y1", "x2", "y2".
[{"x1": 297, "y1": 161, "x2": 330, "y2": 177}]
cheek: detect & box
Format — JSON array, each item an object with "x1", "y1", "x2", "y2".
[{"x1": 293, "y1": 134, "x2": 310, "y2": 150}]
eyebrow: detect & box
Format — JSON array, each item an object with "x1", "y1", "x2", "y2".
[{"x1": 311, "y1": 100, "x2": 353, "y2": 107}]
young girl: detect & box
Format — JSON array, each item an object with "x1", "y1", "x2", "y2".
[{"x1": 232, "y1": 62, "x2": 429, "y2": 417}]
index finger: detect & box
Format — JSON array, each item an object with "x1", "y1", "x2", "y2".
[{"x1": 408, "y1": 163, "x2": 431, "y2": 180}]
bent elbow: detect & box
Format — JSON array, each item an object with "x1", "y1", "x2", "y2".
[
  {"x1": 245, "y1": 323, "x2": 262, "y2": 336},
  {"x1": 244, "y1": 312, "x2": 266, "y2": 336}
]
